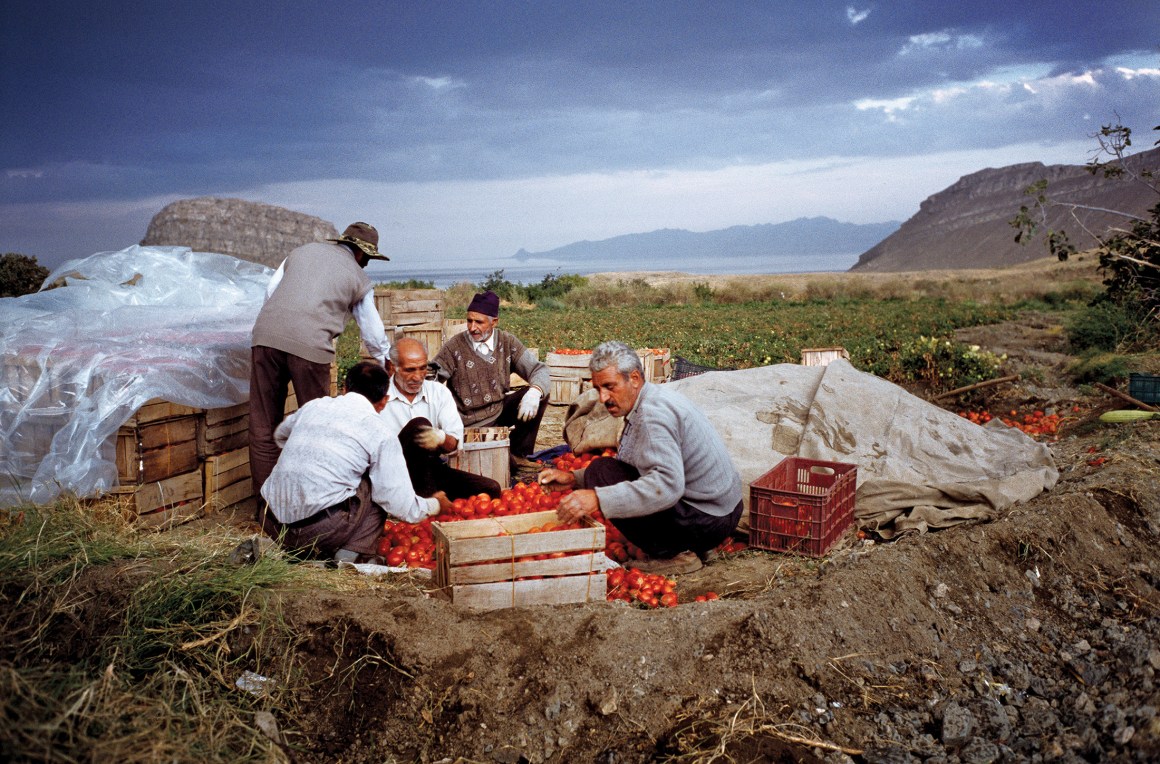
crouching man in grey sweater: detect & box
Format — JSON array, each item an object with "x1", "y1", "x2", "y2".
[{"x1": 538, "y1": 341, "x2": 743, "y2": 575}]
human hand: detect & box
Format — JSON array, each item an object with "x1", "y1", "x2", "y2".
[
  {"x1": 556, "y1": 489, "x2": 599, "y2": 524},
  {"x1": 537, "y1": 468, "x2": 576, "y2": 490},
  {"x1": 517, "y1": 387, "x2": 542, "y2": 421},
  {"x1": 430, "y1": 491, "x2": 453, "y2": 515},
  {"x1": 416, "y1": 425, "x2": 445, "y2": 451}
]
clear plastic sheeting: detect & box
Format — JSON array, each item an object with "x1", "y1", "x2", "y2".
[{"x1": 1, "y1": 245, "x2": 272, "y2": 507}]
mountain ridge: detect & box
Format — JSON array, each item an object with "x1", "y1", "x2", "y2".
[
  {"x1": 510, "y1": 216, "x2": 900, "y2": 267},
  {"x1": 852, "y1": 146, "x2": 1160, "y2": 271}
]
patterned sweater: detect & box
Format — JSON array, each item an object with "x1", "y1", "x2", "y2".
[{"x1": 434, "y1": 329, "x2": 551, "y2": 425}]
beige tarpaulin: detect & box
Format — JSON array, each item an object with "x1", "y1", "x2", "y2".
[{"x1": 668, "y1": 360, "x2": 1058, "y2": 538}]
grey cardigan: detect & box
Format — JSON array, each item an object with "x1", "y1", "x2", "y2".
[{"x1": 580, "y1": 382, "x2": 742, "y2": 519}]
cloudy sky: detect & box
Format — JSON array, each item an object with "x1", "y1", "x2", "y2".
[{"x1": 2, "y1": 1, "x2": 1158, "y2": 271}]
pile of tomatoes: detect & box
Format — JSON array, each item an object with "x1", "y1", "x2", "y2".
[
  {"x1": 552, "y1": 448, "x2": 617, "y2": 471},
  {"x1": 552, "y1": 347, "x2": 592, "y2": 355},
  {"x1": 958, "y1": 405, "x2": 1079, "y2": 439},
  {"x1": 607, "y1": 566, "x2": 678, "y2": 608}
]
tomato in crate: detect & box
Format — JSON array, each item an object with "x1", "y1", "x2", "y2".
[{"x1": 748, "y1": 457, "x2": 857, "y2": 557}]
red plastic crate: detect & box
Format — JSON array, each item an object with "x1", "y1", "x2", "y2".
[{"x1": 748, "y1": 457, "x2": 857, "y2": 557}]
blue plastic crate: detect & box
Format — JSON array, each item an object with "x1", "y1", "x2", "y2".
[{"x1": 1129, "y1": 373, "x2": 1159, "y2": 405}]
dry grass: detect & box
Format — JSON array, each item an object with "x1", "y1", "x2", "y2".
[
  {"x1": 0, "y1": 499, "x2": 342, "y2": 762},
  {"x1": 584, "y1": 253, "x2": 1104, "y2": 306},
  {"x1": 662, "y1": 683, "x2": 864, "y2": 763}
]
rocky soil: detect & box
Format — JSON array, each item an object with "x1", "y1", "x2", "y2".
[{"x1": 207, "y1": 312, "x2": 1158, "y2": 763}]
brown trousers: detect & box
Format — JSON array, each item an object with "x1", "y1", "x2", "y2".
[
  {"x1": 249, "y1": 345, "x2": 332, "y2": 501},
  {"x1": 278, "y1": 476, "x2": 385, "y2": 558}
]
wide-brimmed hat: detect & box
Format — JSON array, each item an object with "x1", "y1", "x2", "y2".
[{"x1": 329, "y1": 221, "x2": 389, "y2": 261}]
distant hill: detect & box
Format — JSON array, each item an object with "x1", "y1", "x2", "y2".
[
  {"x1": 512, "y1": 217, "x2": 900, "y2": 268},
  {"x1": 141, "y1": 197, "x2": 338, "y2": 269},
  {"x1": 852, "y1": 147, "x2": 1160, "y2": 272}
]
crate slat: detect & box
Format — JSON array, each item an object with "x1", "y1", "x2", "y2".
[
  {"x1": 110, "y1": 468, "x2": 203, "y2": 516},
  {"x1": 439, "y1": 573, "x2": 606, "y2": 610}
]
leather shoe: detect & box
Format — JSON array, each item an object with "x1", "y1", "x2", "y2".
[{"x1": 625, "y1": 550, "x2": 703, "y2": 576}]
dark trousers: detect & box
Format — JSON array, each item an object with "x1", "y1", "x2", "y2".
[
  {"x1": 585, "y1": 457, "x2": 743, "y2": 559},
  {"x1": 473, "y1": 386, "x2": 548, "y2": 457},
  {"x1": 398, "y1": 418, "x2": 502, "y2": 500},
  {"x1": 249, "y1": 345, "x2": 332, "y2": 502},
  {"x1": 278, "y1": 476, "x2": 385, "y2": 557}
]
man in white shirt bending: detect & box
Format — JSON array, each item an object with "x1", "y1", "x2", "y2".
[
  {"x1": 261, "y1": 361, "x2": 451, "y2": 562},
  {"x1": 380, "y1": 338, "x2": 502, "y2": 500}
]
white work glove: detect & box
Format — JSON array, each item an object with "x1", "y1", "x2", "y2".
[
  {"x1": 517, "y1": 387, "x2": 542, "y2": 422},
  {"x1": 415, "y1": 425, "x2": 445, "y2": 451}
]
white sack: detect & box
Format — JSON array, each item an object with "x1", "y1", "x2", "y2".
[
  {"x1": 669, "y1": 360, "x2": 1058, "y2": 537},
  {"x1": 0, "y1": 246, "x2": 271, "y2": 506}
]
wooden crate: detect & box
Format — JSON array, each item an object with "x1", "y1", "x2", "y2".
[
  {"x1": 442, "y1": 319, "x2": 467, "y2": 340},
  {"x1": 374, "y1": 288, "x2": 445, "y2": 329},
  {"x1": 448, "y1": 427, "x2": 510, "y2": 488},
  {"x1": 549, "y1": 376, "x2": 583, "y2": 406},
  {"x1": 203, "y1": 447, "x2": 252, "y2": 511},
  {"x1": 800, "y1": 347, "x2": 850, "y2": 367},
  {"x1": 433, "y1": 510, "x2": 607, "y2": 610},
  {"x1": 636, "y1": 348, "x2": 672, "y2": 383},
  {"x1": 199, "y1": 402, "x2": 248, "y2": 458},
  {"x1": 116, "y1": 414, "x2": 202, "y2": 484},
  {"x1": 109, "y1": 468, "x2": 204, "y2": 527},
  {"x1": 400, "y1": 320, "x2": 445, "y2": 359},
  {"x1": 547, "y1": 351, "x2": 592, "y2": 381},
  {"x1": 124, "y1": 399, "x2": 201, "y2": 426}
]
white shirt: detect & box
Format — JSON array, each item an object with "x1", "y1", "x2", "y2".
[
  {"x1": 261, "y1": 392, "x2": 437, "y2": 524},
  {"x1": 379, "y1": 377, "x2": 465, "y2": 444},
  {"x1": 472, "y1": 331, "x2": 496, "y2": 358},
  {"x1": 267, "y1": 260, "x2": 389, "y2": 365}
]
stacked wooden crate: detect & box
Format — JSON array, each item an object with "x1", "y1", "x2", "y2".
[
  {"x1": 374, "y1": 288, "x2": 445, "y2": 330},
  {"x1": 546, "y1": 350, "x2": 592, "y2": 406},
  {"x1": 111, "y1": 390, "x2": 298, "y2": 524},
  {"x1": 112, "y1": 400, "x2": 205, "y2": 525}
]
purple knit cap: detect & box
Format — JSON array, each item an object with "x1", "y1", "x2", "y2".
[{"x1": 467, "y1": 290, "x2": 500, "y2": 317}]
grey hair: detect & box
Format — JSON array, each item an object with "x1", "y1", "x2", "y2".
[{"x1": 590, "y1": 340, "x2": 643, "y2": 378}]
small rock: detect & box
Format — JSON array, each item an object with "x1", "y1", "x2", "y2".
[
  {"x1": 960, "y1": 735, "x2": 1000, "y2": 764},
  {"x1": 940, "y1": 701, "x2": 975, "y2": 745},
  {"x1": 1073, "y1": 639, "x2": 1092, "y2": 655},
  {"x1": 934, "y1": 583, "x2": 949, "y2": 599},
  {"x1": 1025, "y1": 616, "x2": 1041, "y2": 632},
  {"x1": 959, "y1": 660, "x2": 978, "y2": 674},
  {"x1": 1114, "y1": 725, "x2": 1135, "y2": 745},
  {"x1": 597, "y1": 687, "x2": 618, "y2": 716},
  {"x1": 1147, "y1": 650, "x2": 1160, "y2": 670}
]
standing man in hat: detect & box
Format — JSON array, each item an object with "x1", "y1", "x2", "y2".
[
  {"x1": 433, "y1": 290, "x2": 550, "y2": 468},
  {"x1": 249, "y1": 222, "x2": 390, "y2": 517}
]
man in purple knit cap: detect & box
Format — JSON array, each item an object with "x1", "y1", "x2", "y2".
[{"x1": 433, "y1": 290, "x2": 551, "y2": 469}]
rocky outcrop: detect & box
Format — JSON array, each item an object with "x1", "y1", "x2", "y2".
[
  {"x1": 140, "y1": 197, "x2": 338, "y2": 269},
  {"x1": 852, "y1": 147, "x2": 1160, "y2": 271}
]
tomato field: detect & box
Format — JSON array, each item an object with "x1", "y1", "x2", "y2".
[{"x1": 499, "y1": 297, "x2": 1014, "y2": 377}]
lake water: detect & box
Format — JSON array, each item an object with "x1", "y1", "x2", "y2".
[{"x1": 367, "y1": 252, "x2": 861, "y2": 289}]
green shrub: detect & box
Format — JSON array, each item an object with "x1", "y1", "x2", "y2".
[
  {"x1": 1066, "y1": 300, "x2": 1138, "y2": 352},
  {"x1": 1068, "y1": 350, "x2": 1131, "y2": 385},
  {"x1": 866, "y1": 335, "x2": 1006, "y2": 390},
  {"x1": 376, "y1": 278, "x2": 436, "y2": 289}
]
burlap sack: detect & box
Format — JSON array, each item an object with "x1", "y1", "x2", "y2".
[{"x1": 563, "y1": 388, "x2": 624, "y2": 454}]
